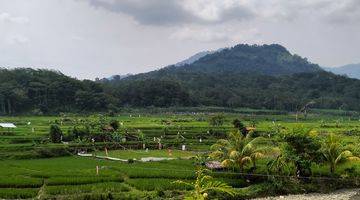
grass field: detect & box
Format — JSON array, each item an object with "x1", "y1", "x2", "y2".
[{"x1": 0, "y1": 109, "x2": 360, "y2": 199}]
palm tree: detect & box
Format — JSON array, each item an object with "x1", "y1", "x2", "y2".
[
  {"x1": 210, "y1": 130, "x2": 265, "y2": 171},
  {"x1": 322, "y1": 133, "x2": 359, "y2": 174},
  {"x1": 174, "y1": 168, "x2": 236, "y2": 200}
]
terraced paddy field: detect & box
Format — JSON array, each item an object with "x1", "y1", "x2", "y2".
[{"x1": 0, "y1": 109, "x2": 360, "y2": 199}]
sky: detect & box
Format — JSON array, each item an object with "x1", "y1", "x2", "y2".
[{"x1": 0, "y1": 0, "x2": 359, "y2": 80}]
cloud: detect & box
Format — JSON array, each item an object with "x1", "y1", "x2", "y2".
[
  {"x1": 6, "y1": 34, "x2": 29, "y2": 45},
  {"x1": 87, "y1": 0, "x2": 254, "y2": 26},
  {"x1": 87, "y1": 0, "x2": 195, "y2": 25},
  {"x1": 170, "y1": 26, "x2": 231, "y2": 42},
  {"x1": 0, "y1": 0, "x2": 359, "y2": 79},
  {"x1": 0, "y1": 12, "x2": 29, "y2": 24},
  {"x1": 170, "y1": 25, "x2": 261, "y2": 44},
  {"x1": 323, "y1": 0, "x2": 360, "y2": 24}
]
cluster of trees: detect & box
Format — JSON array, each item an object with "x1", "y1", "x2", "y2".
[
  {"x1": 210, "y1": 127, "x2": 359, "y2": 177},
  {"x1": 0, "y1": 68, "x2": 111, "y2": 114},
  {"x1": 48, "y1": 116, "x2": 146, "y2": 145},
  {"x1": 108, "y1": 70, "x2": 360, "y2": 111}
]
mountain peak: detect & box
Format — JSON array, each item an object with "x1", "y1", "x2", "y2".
[
  {"x1": 324, "y1": 63, "x2": 360, "y2": 79},
  {"x1": 172, "y1": 43, "x2": 322, "y2": 76}
]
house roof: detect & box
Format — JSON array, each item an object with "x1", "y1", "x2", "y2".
[
  {"x1": 0, "y1": 123, "x2": 17, "y2": 128},
  {"x1": 205, "y1": 161, "x2": 223, "y2": 169}
]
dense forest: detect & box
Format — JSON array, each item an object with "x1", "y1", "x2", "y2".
[
  {"x1": 0, "y1": 68, "x2": 112, "y2": 114},
  {"x1": 1, "y1": 44, "x2": 360, "y2": 114}
]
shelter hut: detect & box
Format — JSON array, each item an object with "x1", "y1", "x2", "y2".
[
  {"x1": 205, "y1": 161, "x2": 223, "y2": 170},
  {"x1": 0, "y1": 123, "x2": 17, "y2": 134}
]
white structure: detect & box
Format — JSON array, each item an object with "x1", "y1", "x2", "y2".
[{"x1": 0, "y1": 123, "x2": 16, "y2": 128}]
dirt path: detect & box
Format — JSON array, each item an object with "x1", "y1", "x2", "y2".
[{"x1": 253, "y1": 189, "x2": 360, "y2": 200}]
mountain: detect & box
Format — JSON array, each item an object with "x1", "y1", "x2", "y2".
[
  {"x1": 175, "y1": 51, "x2": 214, "y2": 66},
  {"x1": 174, "y1": 48, "x2": 224, "y2": 66},
  {"x1": 106, "y1": 44, "x2": 360, "y2": 111},
  {"x1": 169, "y1": 44, "x2": 322, "y2": 76},
  {"x1": 324, "y1": 63, "x2": 360, "y2": 79}
]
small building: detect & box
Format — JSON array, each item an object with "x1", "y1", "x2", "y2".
[
  {"x1": 0, "y1": 123, "x2": 17, "y2": 128},
  {"x1": 205, "y1": 161, "x2": 223, "y2": 170},
  {"x1": 0, "y1": 123, "x2": 17, "y2": 133}
]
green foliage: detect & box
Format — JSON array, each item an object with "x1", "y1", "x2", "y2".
[
  {"x1": 0, "y1": 188, "x2": 39, "y2": 199},
  {"x1": 321, "y1": 133, "x2": 359, "y2": 174},
  {"x1": 210, "y1": 131, "x2": 265, "y2": 170},
  {"x1": 50, "y1": 124, "x2": 63, "y2": 143},
  {"x1": 281, "y1": 128, "x2": 321, "y2": 177},
  {"x1": 126, "y1": 178, "x2": 190, "y2": 191},
  {"x1": 47, "y1": 176, "x2": 124, "y2": 186},
  {"x1": 109, "y1": 120, "x2": 120, "y2": 131},
  {"x1": 0, "y1": 68, "x2": 110, "y2": 115},
  {"x1": 232, "y1": 119, "x2": 247, "y2": 136},
  {"x1": 0, "y1": 176, "x2": 43, "y2": 188},
  {"x1": 45, "y1": 182, "x2": 130, "y2": 195},
  {"x1": 174, "y1": 168, "x2": 236, "y2": 200},
  {"x1": 209, "y1": 114, "x2": 225, "y2": 127}
]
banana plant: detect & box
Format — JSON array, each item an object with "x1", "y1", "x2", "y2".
[
  {"x1": 322, "y1": 133, "x2": 359, "y2": 174},
  {"x1": 173, "y1": 168, "x2": 236, "y2": 200},
  {"x1": 210, "y1": 130, "x2": 265, "y2": 171}
]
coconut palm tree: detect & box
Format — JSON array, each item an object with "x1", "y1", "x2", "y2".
[
  {"x1": 322, "y1": 133, "x2": 359, "y2": 174},
  {"x1": 210, "y1": 130, "x2": 265, "y2": 171},
  {"x1": 174, "y1": 168, "x2": 236, "y2": 200}
]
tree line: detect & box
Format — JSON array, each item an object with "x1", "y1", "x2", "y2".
[{"x1": 2, "y1": 67, "x2": 360, "y2": 114}]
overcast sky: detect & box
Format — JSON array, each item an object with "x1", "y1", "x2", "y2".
[{"x1": 0, "y1": 0, "x2": 359, "y2": 79}]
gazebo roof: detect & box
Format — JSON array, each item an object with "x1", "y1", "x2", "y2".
[{"x1": 0, "y1": 123, "x2": 17, "y2": 128}]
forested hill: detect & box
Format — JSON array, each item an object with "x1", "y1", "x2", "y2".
[
  {"x1": 0, "y1": 68, "x2": 111, "y2": 114},
  {"x1": 2, "y1": 44, "x2": 360, "y2": 114},
  {"x1": 105, "y1": 44, "x2": 360, "y2": 111},
  {"x1": 169, "y1": 44, "x2": 322, "y2": 76}
]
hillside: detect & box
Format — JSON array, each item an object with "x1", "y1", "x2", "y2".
[
  {"x1": 174, "y1": 48, "x2": 224, "y2": 67},
  {"x1": 0, "y1": 68, "x2": 110, "y2": 114},
  {"x1": 107, "y1": 44, "x2": 360, "y2": 111},
  {"x1": 175, "y1": 51, "x2": 214, "y2": 66},
  {"x1": 324, "y1": 63, "x2": 360, "y2": 79},
  {"x1": 169, "y1": 44, "x2": 322, "y2": 76}
]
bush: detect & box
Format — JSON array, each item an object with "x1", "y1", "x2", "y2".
[
  {"x1": 35, "y1": 147, "x2": 71, "y2": 158},
  {"x1": 209, "y1": 114, "x2": 225, "y2": 127},
  {"x1": 50, "y1": 124, "x2": 63, "y2": 143},
  {"x1": 110, "y1": 120, "x2": 120, "y2": 131}
]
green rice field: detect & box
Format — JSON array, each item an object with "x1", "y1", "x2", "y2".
[{"x1": 0, "y1": 109, "x2": 359, "y2": 199}]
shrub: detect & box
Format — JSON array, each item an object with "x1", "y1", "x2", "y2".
[
  {"x1": 109, "y1": 120, "x2": 120, "y2": 131},
  {"x1": 209, "y1": 114, "x2": 225, "y2": 127},
  {"x1": 281, "y1": 128, "x2": 321, "y2": 177},
  {"x1": 50, "y1": 124, "x2": 63, "y2": 143}
]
